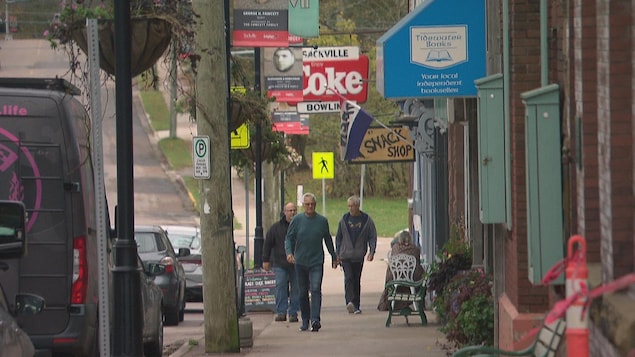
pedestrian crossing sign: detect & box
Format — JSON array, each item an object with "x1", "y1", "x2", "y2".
[
  {"x1": 231, "y1": 124, "x2": 250, "y2": 149},
  {"x1": 312, "y1": 152, "x2": 334, "y2": 179}
]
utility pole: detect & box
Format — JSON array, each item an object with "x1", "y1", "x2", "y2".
[{"x1": 191, "y1": 0, "x2": 239, "y2": 352}]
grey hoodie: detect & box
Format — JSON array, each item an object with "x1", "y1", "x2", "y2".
[{"x1": 335, "y1": 212, "x2": 377, "y2": 262}]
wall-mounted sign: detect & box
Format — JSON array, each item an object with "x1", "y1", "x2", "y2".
[
  {"x1": 272, "y1": 111, "x2": 309, "y2": 135},
  {"x1": 233, "y1": 0, "x2": 289, "y2": 47},
  {"x1": 302, "y1": 46, "x2": 369, "y2": 104},
  {"x1": 264, "y1": 47, "x2": 304, "y2": 102},
  {"x1": 349, "y1": 127, "x2": 415, "y2": 164},
  {"x1": 376, "y1": 0, "x2": 486, "y2": 98}
]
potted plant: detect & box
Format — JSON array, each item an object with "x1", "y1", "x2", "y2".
[{"x1": 45, "y1": 0, "x2": 193, "y2": 77}]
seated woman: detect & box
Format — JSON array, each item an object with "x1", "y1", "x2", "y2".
[{"x1": 377, "y1": 229, "x2": 424, "y2": 311}]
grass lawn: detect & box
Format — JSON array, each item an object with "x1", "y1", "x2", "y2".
[
  {"x1": 317, "y1": 196, "x2": 409, "y2": 238},
  {"x1": 139, "y1": 90, "x2": 170, "y2": 131}
]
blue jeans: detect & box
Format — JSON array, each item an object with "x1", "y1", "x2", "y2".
[
  {"x1": 295, "y1": 263, "x2": 324, "y2": 322},
  {"x1": 273, "y1": 266, "x2": 299, "y2": 316}
]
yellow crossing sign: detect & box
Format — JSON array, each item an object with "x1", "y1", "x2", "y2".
[
  {"x1": 231, "y1": 124, "x2": 250, "y2": 149},
  {"x1": 312, "y1": 152, "x2": 334, "y2": 179}
]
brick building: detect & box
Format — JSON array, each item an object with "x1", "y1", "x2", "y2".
[
  {"x1": 391, "y1": 0, "x2": 635, "y2": 355},
  {"x1": 443, "y1": 0, "x2": 635, "y2": 355}
]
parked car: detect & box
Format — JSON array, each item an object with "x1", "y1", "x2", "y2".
[
  {"x1": 136, "y1": 256, "x2": 165, "y2": 357},
  {"x1": 134, "y1": 225, "x2": 188, "y2": 326},
  {"x1": 161, "y1": 225, "x2": 203, "y2": 302}
]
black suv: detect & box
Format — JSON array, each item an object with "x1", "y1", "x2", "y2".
[{"x1": 134, "y1": 225, "x2": 188, "y2": 326}]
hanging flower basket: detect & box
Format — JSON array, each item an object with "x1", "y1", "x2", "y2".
[{"x1": 70, "y1": 18, "x2": 172, "y2": 77}]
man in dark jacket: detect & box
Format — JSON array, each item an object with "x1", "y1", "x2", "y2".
[
  {"x1": 335, "y1": 195, "x2": 377, "y2": 315},
  {"x1": 263, "y1": 202, "x2": 299, "y2": 322}
]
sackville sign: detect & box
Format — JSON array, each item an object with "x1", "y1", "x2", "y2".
[{"x1": 349, "y1": 127, "x2": 415, "y2": 164}]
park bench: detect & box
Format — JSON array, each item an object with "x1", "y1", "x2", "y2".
[
  {"x1": 452, "y1": 317, "x2": 565, "y2": 357},
  {"x1": 384, "y1": 253, "x2": 427, "y2": 327}
]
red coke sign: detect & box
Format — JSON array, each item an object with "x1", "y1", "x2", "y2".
[{"x1": 302, "y1": 46, "x2": 369, "y2": 103}]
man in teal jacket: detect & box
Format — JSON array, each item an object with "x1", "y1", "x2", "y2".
[{"x1": 285, "y1": 193, "x2": 339, "y2": 332}]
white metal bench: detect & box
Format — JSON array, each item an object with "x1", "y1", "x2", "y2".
[{"x1": 385, "y1": 253, "x2": 427, "y2": 327}]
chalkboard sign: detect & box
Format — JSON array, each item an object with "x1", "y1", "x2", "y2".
[{"x1": 244, "y1": 269, "x2": 276, "y2": 312}]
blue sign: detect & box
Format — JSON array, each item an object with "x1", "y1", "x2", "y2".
[{"x1": 376, "y1": 0, "x2": 486, "y2": 98}]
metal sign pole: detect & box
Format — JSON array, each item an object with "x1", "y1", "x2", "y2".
[
  {"x1": 322, "y1": 178, "x2": 326, "y2": 215},
  {"x1": 87, "y1": 18, "x2": 111, "y2": 357}
]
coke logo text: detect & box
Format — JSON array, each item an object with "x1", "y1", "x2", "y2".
[{"x1": 302, "y1": 55, "x2": 369, "y2": 103}]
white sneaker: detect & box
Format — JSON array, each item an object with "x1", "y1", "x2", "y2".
[
  {"x1": 354, "y1": 309, "x2": 362, "y2": 314},
  {"x1": 346, "y1": 302, "x2": 355, "y2": 313}
]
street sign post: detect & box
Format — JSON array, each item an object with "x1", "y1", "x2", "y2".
[
  {"x1": 312, "y1": 151, "x2": 334, "y2": 215},
  {"x1": 193, "y1": 136, "x2": 211, "y2": 179}
]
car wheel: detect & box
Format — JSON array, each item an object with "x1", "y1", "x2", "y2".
[
  {"x1": 164, "y1": 306, "x2": 180, "y2": 326},
  {"x1": 145, "y1": 306, "x2": 164, "y2": 357}
]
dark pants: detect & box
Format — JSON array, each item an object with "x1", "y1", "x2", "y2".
[{"x1": 341, "y1": 259, "x2": 364, "y2": 309}]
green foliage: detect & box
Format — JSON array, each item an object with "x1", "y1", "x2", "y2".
[
  {"x1": 438, "y1": 268, "x2": 494, "y2": 347},
  {"x1": 426, "y1": 229, "x2": 472, "y2": 323},
  {"x1": 456, "y1": 295, "x2": 495, "y2": 346}
]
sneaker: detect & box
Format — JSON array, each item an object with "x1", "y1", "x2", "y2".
[
  {"x1": 310, "y1": 320, "x2": 321, "y2": 332},
  {"x1": 346, "y1": 302, "x2": 355, "y2": 313},
  {"x1": 289, "y1": 315, "x2": 298, "y2": 323},
  {"x1": 354, "y1": 309, "x2": 362, "y2": 314},
  {"x1": 299, "y1": 321, "x2": 309, "y2": 331},
  {"x1": 275, "y1": 314, "x2": 286, "y2": 322}
]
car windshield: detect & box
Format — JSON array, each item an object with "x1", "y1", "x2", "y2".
[{"x1": 167, "y1": 233, "x2": 200, "y2": 250}]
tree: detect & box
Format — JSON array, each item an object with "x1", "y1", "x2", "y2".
[{"x1": 191, "y1": 0, "x2": 239, "y2": 352}]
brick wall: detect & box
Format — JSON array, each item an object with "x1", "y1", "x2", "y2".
[
  {"x1": 596, "y1": 0, "x2": 634, "y2": 282},
  {"x1": 506, "y1": 0, "x2": 550, "y2": 311}
]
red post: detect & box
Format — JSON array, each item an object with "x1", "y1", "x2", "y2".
[{"x1": 566, "y1": 235, "x2": 589, "y2": 357}]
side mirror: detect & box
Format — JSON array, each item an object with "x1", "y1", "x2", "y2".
[
  {"x1": 177, "y1": 247, "x2": 191, "y2": 257},
  {"x1": 14, "y1": 293, "x2": 45, "y2": 316},
  {"x1": 147, "y1": 263, "x2": 166, "y2": 276},
  {"x1": 0, "y1": 200, "x2": 27, "y2": 259}
]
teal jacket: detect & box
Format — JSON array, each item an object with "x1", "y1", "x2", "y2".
[{"x1": 285, "y1": 213, "x2": 336, "y2": 267}]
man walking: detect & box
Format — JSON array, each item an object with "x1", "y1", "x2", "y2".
[
  {"x1": 335, "y1": 195, "x2": 377, "y2": 314},
  {"x1": 263, "y1": 202, "x2": 299, "y2": 322},
  {"x1": 285, "y1": 193, "x2": 339, "y2": 332}
]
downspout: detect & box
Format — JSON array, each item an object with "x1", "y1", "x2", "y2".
[
  {"x1": 503, "y1": 0, "x2": 512, "y2": 229},
  {"x1": 541, "y1": 0, "x2": 548, "y2": 86}
]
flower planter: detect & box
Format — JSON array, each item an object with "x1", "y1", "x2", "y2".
[{"x1": 71, "y1": 18, "x2": 171, "y2": 77}]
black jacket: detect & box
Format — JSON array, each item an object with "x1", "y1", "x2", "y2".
[{"x1": 263, "y1": 216, "x2": 293, "y2": 269}]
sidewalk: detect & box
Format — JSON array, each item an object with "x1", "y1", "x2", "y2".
[
  {"x1": 169, "y1": 237, "x2": 451, "y2": 357},
  {"x1": 150, "y1": 60, "x2": 452, "y2": 357}
]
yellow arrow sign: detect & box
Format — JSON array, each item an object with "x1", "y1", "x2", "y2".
[
  {"x1": 312, "y1": 152, "x2": 334, "y2": 179},
  {"x1": 231, "y1": 123, "x2": 250, "y2": 149}
]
